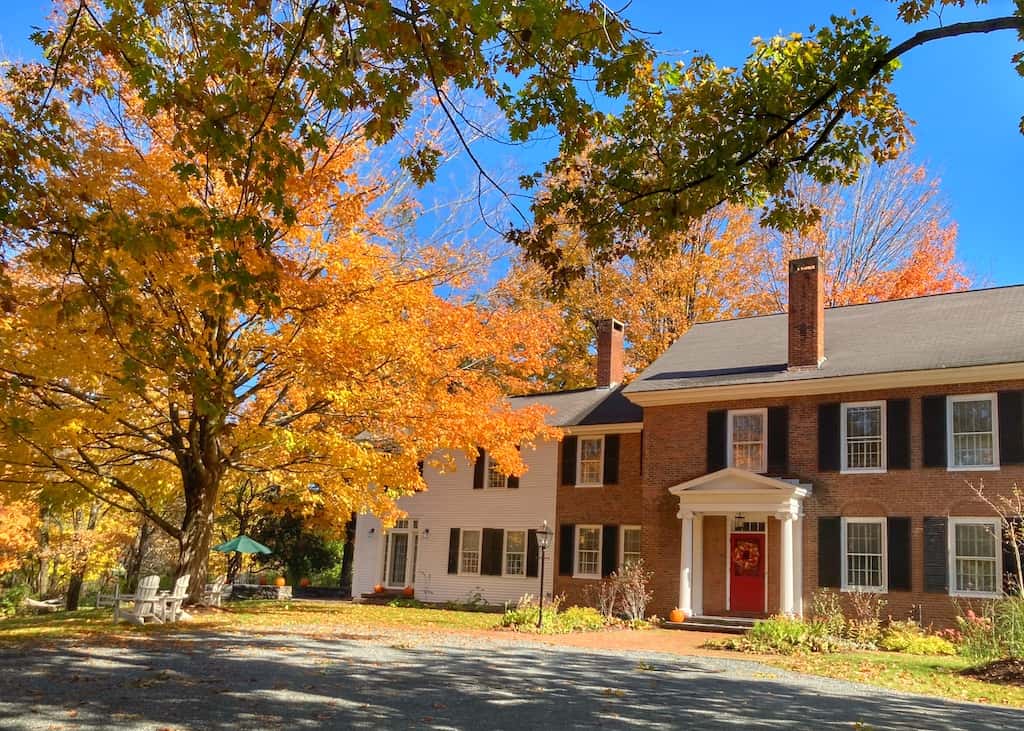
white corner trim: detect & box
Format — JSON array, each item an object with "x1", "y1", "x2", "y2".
[{"x1": 623, "y1": 363, "x2": 1024, "y2": 407}]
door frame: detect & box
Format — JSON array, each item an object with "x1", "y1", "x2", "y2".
[
  {"x1": 383, "y1": 523, "x2": 418, "y2": 589},
  {"x1": 725, "y1": 515, "x2": 768, "y2": 615}
]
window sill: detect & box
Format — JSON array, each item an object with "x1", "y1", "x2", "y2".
[
  {"x1": 841, "y1": 585, "x2": 887, "y2": 594},
  {"x1": 950, "y1": 589, "x2": 1001, "y2": 599},
  {"x1": 840, "y1": 468, "x2": 887, "y2": 475},
  {"x1": 572, "y1": 574, "x2": 601, "y2": 580},
  {"x1": 574, "y1": 483, "x2": 603, "y2": 489},
  {"x1": 946, "y1": 465, "x2": 1000, "y2": 472}
]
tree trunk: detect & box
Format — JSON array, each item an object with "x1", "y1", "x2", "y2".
[
  {"x1": 66, "y1": 573, "x2": 84, "y2": 611},
  {"x1": 177, "y1": 474, "x2": 221, "y2": 603},
  {"x1": 124, "y1": 520, "x2": 154, "y2": 592},
  {"x1": 339, "y1": 514, "x2": 356, "y2": 598}
]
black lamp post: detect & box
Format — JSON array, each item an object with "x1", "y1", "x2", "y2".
[{"x1": 535, "y1": 520, "x2": 553, "y2": 628}]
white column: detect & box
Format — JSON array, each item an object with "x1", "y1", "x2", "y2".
[
  {"x1": 779, "y1": 512, "x2": 795, "y2": 616},
  {"x1": 679, "y1": 511, "x2": 694, "y2": 618}
]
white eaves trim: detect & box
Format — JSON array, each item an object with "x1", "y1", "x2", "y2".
[
  {"x1": 562, "y1": 422, "x2": 643, "y2": 436},
  {"x1": 624, "y1": 363, "x2": 1024, "y2": 407}
]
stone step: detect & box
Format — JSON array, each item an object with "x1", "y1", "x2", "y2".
[{"x1": 663, "y1": 616, "x2": 757, "y2": 634}]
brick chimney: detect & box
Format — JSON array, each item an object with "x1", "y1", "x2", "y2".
[
  {"x1": 788, "y1": 256, "x2": 825, "y2": 369},
  {"x1": 596, "y1": 318, "x2": 625, "y2": 388}
]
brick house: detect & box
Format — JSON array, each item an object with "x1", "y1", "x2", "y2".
[{"x1": 620, "y1": 256, "x2": 1024, "y2": 626}]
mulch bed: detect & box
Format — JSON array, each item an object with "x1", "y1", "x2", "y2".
[{"x1": 962, "y1": 659, "x2": 1024, "y2": 686}]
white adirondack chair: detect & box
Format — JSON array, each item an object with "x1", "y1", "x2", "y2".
[
  {"x1": 157, "y1": 574, "x2": 191, "y2": 623},
  {"x1": 113, "y1": 575, "x2": 160, "y2": 624},
  {"x1": 202, "y1": 575, "x2": 227, "y2": 607}
]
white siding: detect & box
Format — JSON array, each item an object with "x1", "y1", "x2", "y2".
[{"x1": 352, "y1": 441, "x2": 557, "y2": 606}]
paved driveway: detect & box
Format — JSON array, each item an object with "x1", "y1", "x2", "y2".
[{"x1": 0, "y1": 629, "x2": 1020, "y2": 730}]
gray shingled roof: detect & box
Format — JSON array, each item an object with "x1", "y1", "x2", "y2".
[
  {"x1": 625, "y1": 286, "x2": 1024, "y2": 394},
  {"x1": 511, "y1": 385, "x2": 642, "y2": 426}
]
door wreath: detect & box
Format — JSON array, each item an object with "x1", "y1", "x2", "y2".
[{"x1": 732, "y1": 540, "x2": 760, "y2": 575}]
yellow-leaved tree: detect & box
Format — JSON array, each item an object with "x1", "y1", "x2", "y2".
[{"x1": 0, "y1": 12, "x2": 556, "y2": 598}]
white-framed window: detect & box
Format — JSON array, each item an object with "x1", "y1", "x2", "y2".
[
  {"x1": 459, "y1": 529, "x2": 481, "y2": 575},
  {"x1": 950, "y1": 517, "x2": 1001, "y2": 597},
  {"x1": 728, "y1": 408, "x2": 767, "y2": 473},
  {"x1": 574, "y1": 525, "x2": 602, "y2": 578},
  {"x1": 841, "y1": 518, "x2": 886, "y2": 592},
  {"x1": 484, "y1": 454, "x2": 508, "y2": 489},
  {"x1": 576, "y1": 436, "x2": 604, "y2": 487},
  {"x1": 948, "y1": 394, "x2": 999, "y2": 470},
  {"x1": 841, "y1": 401, "x2": 886, "y2": 473},
  {"x1": 504, "y1": 530, "x2": 526, "y2": 577},
  {"x1": 620, "y1": 526, "x2": 641, "y2": 570}
]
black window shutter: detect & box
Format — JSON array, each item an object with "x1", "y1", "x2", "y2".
[
  {"x1": 887, "y1": 517, "x2": 912, "y2": 591},
  {"x1": 507, "y1": 474, "x2": 520, "y2": 489},
  {"x1": 707, "y1": 410, "x2": 727, "y2": 472},
  {"x1": 473, "y1": 448, "x2": 486, "y2": 489},
  {"x1": 417, "y1": 460, "x2": 425, "y2": 476},
  {"x1": 922, "y1": 396, "x2": 947, "y2": 468},
  {"x1": 999, "y1": 391, "x2": 1024, "y2": 465},
  {"x1": 817, "y1": 517, "x2": 842, "y2": 588},
  {"x1": 447, "y1": 528, "x2": 460, "y2": 575},
  {"x1": 767, "y1": 406, "x2": 789, "y2": 474},
  {"x1": 817, "y1": 403, "x2": 841, "y2": 472},
  {"x1": 886, "y1": 400, "x2": 911, "y2": 470},
  {"x1": 558, "y1": 524, "x2": 575, "y2": 576},
  {"x1": 923, "y1": 517, "x2": 949, "y2": 593},
  {"x1": 561, "y1": 436, "x2": 577, "y2": 486},
  {"x1": 601, "y1": 525, "x2": 618, "y2": 577},
  {"x1": 526, "y1": 530, "x2": 539, "y2": 578},
  {"x1": 1003, "y1": 518, "x2": 1023, "y2": 595},
  {"x1": 481, "y1": 528, "x2": 504, "y2": 576},
  {"x1": 603, "y1": 435, "x2": 620, "y2": 485}
]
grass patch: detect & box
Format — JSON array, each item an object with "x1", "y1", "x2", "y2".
[
  {"x1": 762, "y1": 651, "x2": 1024, "y2": 708},
  {"x1": 0, "y1": 599, "x2": 502, "y2": 645}
]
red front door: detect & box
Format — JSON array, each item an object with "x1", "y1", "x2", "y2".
[{"x1": 730, "y1": 532, "x2": 766, "y2": 614}]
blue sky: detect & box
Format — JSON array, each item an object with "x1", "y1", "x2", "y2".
[{"x1": 2, "y1": 1, "x2": 1021, "y2": 285}]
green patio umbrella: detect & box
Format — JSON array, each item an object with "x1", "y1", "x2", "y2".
[{"x1": 213, "y1": 535, "x2": 272, "y2": 555}]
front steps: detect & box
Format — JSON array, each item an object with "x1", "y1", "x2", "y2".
[{"x1": 663, "y1": 615, "x2": 757, "y2": 635}]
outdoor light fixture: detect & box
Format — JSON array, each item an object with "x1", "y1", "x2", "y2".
[
  {"x1": 534, "y1": 520, "x2": 553, "y2": 628},
  {"x1": 368, "y1": 528, "x2": 375, "y2": 535}
]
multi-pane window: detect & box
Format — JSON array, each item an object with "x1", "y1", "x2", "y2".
[
  {"x1": 949, "y1": 395, "x2": 998, "y2": 469},
  {"x1": 952, "y1": 519, "x2": 1000, "y2": 595},
  {"x1": 843, "y1": 519, "x2": 885, "y2": 591},
  {"x1": 729, "y1": 409, "x2": 766, "y2": 473},
  {"x1": 575, "y1": 526, "x2": 601, "y2": 577},
  {"x1": 842, "y1": 402, "x2": 885, "y2": 472},
  {"x1": 485, "y1": 455, "x2": 508, "y2": 489},
  {"x1": 504, "y1": 530, "x2": 526, "y2": 577},
  {"x1": 621, "y1": 527, "x2": 641, "y2": 569},
  {"x1": 577, "y1": 437, "x2": 604, "y2": 486},
  {"x1": 460, "y1": 529, "x2": 481, "y2": 575}
]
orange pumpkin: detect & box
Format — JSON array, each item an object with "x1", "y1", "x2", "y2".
[
  {"x1": 402, "y1": 586, "x2": 415, "y2": 598},
  {"x1": 669, "y1": 608, "x2": 686, "y2": 623},
  {"x1": 373, "y1": 583, "x2": 384, "y2": 594},
  {"x1": 299, "y1": 577, "x2": 311, "y2": 587},
  {"x1": 274, "y1": 576, "x2": 287, "y2": 587}
]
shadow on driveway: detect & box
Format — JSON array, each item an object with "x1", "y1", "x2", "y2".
[{"x1": 0, "y1": 630, "x2": 1019, "y2": 729}]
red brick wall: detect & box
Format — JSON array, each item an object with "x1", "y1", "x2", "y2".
[
  {"x1": 554, "y1": 431, "x2": 643, "y2": 606},
  {"x1": 788, "y1": 257, "x2": 824, "y2": 368},
  {"x1": 702, "y1": 516, "x2": 726, "y2": 614},
  {"x1": 640, "y1": 378, "x2": 1024, "y2": 627}
]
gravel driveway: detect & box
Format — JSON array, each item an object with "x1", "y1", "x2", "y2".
[{"x1": 0, "y1": 627, "x2": 1020, "y2": 730}]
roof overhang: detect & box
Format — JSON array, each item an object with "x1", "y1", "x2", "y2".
[
  {"x1": 562, "y1": 422, "x2": 643, "y2": 436},
  {"x1": 626, "y1": 362, "x2": 1024, "y2": 407},
  {"x1": 668, "y1": 467, "x2": 811, "y2": 519}
]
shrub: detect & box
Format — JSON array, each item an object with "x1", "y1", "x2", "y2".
[
  {"x1": 501, "y1": 594, "x2": 607, "y2": 634},
  {"x1": 0, "y1": 586, "x2": 30, "y2": 618},
  {"x1": 388, "y1": 597, "x2": 426, "y2": 609},
  {"x1": 957, "y1": 598, "x2": 1024, "y2": 662},
  {"x1": 709, "y1": 615, "x2": 855, "y2": 655},
  {"x1": 845, "y1": 591, "x2": 887, "y2": 646},
  {"x1": 809, "y1": 588, "x2": 845, "y2": 637},
  {"x1": 617, "y1": 560, "x2": 653, "y2": 621},
  {"x1": 588, "y1": 576, "x2": 619, "y2": 618},
  {"x1": 957, "y1": 606, "x2": 1000, "y2": 662},
  {"x1": 879, "y1": 620, "x2": 956, "y2": 655}
]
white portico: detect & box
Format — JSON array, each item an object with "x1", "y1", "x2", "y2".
[{"x1": 669, "y1": 468, "x2": 811, "y2": 618}]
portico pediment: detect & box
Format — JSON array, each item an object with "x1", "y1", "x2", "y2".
[{"x1": 668, "y1": 468, "x2": 810, "y2": 518}]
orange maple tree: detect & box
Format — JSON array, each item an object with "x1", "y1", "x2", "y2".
[{"x1": 0, "y1": 499, "x2": 38, "y2": 575}]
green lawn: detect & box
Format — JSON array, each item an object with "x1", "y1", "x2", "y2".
[
  {"x1": 0, "y1": 599, "x2": 502, "y2": 645},
  {"x1": 760, "y1": 650, "x2": 1024, "y2": 708}
]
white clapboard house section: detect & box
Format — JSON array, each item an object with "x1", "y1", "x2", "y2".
[
  {"x1": 352, "y1": 319, "x2": 641, "y2": 606},
  {"x1": 352, "y1": 439, "x2": 558, "y2": 605}
]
